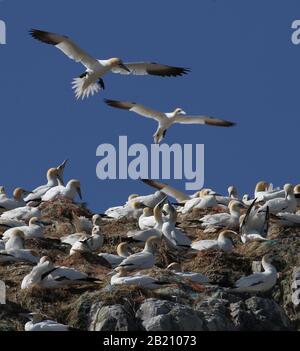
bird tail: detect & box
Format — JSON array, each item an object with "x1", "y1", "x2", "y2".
[{"x1": 72, "y1": 75, "x2": 102, "y2": 100}]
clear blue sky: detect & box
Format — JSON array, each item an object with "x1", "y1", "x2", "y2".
[{"x1": 0, "y1": 0, "x2": 299, "y2": 212}]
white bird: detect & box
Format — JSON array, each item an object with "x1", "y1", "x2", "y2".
[
  {"x1": 161, "y1": 202, "x2": 191, "y2": 249},
  {"x1": 21, "y1": 256, "x2": 99, "y2": 289},
  {"x1": 105, "y1": 99, "x2": 235, "y2": 144},
  {"x1": 254, "y1": 181, "x2": 284, "y2": 202},
  {"x1": 239, "y1": 199, "x2": 270, "y2": 243},
  {"x1": 116, "y1": 236, "x2": 160, "y2": 272},
  {"x1": 5, "y1": 229, "x2": 26, "y2": 250},
  {"x1": 22, "y1": 312, "x2": 72, "y2": 331},
  {"x1": 2, "y1": 217, "x2": 45, "y2": 240},
  {"x1": 41, "y1": 179, "x2": 82, "y2": 202},
  {"x1": 69, "y1": 234, "x2": 91, "y2": 256},
  {"x1": 180, "y1": 189, "x2": 219, "y2": 214},
  {"x1": 24, "y1": 168, "x2": 64, "y2": 202},
  {"x1": 191, "y1": 230, "x2": 237, "y2": 252},
  {"x1": 200, "y1": 200, "x2": 245, "y2": 232},
  {"x1": 98, "y1": 242, "x2": 132, "y2": 268},
  {"x1": 0, "y1": 206, "x2": 41, "y2": 222},
  {"x1": 111, "y1": 267, "x2": 168, "y2": 290},
  {"x1": 69, "y1": 226, "x2": 104, "y2": 255},
  {"x1": 231, "y1": 255, "x2": 277, "y2": 293},
  {"x1": 138, "y1": 207, "x2": 156, "y2": 230},
  {"x1": 259, "y1": 184, "x2": 297, "y2": 215},
  {"x1": 215, "y1": 186, "x2": 239, "y2": 206},
  {"x1": 275, "y1": 212, "x2": 300, "y2": 226},
  {"x1": 30, "y1": 29, "x2": 189, "y2": 100},
  {"x1": 71, "y1": 212, "x2": 101, "y2": 233},
  {"x1": 0, "y1": 188, "x2": 31, "y2": 210},
  {"x1": 166, "y1": 262, "x2": 210, "y2": 284},
  {"x1": 127, "y1": 191, "x2": 167, "y2": 209}
]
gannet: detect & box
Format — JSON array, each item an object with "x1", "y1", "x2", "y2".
[
  {"x1": 231, "y1": 254, "x2": 277, "y2": 293},
  {"x1": 116, "y1": 236, "x2": 160, "y2": 272},
  {"x1": 215, "y1": 186, "x2": 239, "y2": 206},
  {"x1": 127, "y1": 191, "x2": 167, "y2": 209},
  {"x1": 22, "y1": 313, "x2": 72, "y2": 331},
  {"x1": 104, "y1": 202, "x2": 143, "y2": 220},
  {"x1": 0, "y1": 248, "x2": 39, "y2": 263},
  {"x1": 21, "y1": 256, "x2": 99, "y2": 289},
  {"x1": 71, "y1": 212, "x2": 101, "y2": 233},
  {"x1": 41, "y1": 179, "x2": 82, "y2": 202},
  {"x1": 5, "y1": 229, "x2": 26, "y2": 250},
  {"x1": 239, "y1": 199, "x2": 270, "y2": 243},
  {"x1": 98, "y1": 242, "x2": 132, "y2": 268},
  {"x1": 69, "y1": 234, "x2": 91, "y2": 255},
  {"x1": 166, "y1": 263, "x2": 210, "y2": 284},
  {"x1": 0, "y1": 206, "x2": 41, "y2": 222},
  {"x1": 0, "y1": 188, "x2": 31, "y2": 210},
  {"x1": 200, "y1": 200, "x2": 245, "y2": 231},
  {"x1": 105, "y1": 99, "x2": 235, "y2": 144},
  {"x1": 259, "y1": 184, "x2": 297, "y2": 215},
  {"x1": 275, "y1": 212, "x2": 300, "y2": 226},
  {"x1": 30, "y1": 29, "x2": 189, "y2": 100},
  {"x1": 138, "y1": 207, "x2": 155, "y2": 230},
  {"x1": 180, "y1": 189, "x2": 219, "y2": 214},
  {"x1": 126, "y1": 198, "x2": 166, "y2": 245},
  {"x1": 191, "y1": 230, "x2": 237, "y2": 252},
  {"x1": 111, "y1": 267, "x2": 168, "y2": 289},
  {"x1": 161, "y1": 202, "x2": 191, "y2": 249},
  {"x1": 254, "y1": 181, "x2": 284, "y2": 202},
  {"x1": 2, "y1": 217, "x2": 45, "y2": 240},
  {"x1": 24, "y1": 168, "x2": 63, "y2": 202}
]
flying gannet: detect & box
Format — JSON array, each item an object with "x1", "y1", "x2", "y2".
[
  {"x1": 105, "y1": 99, "x2": 235, "y2": 144},
  {"x1": 230, "y1": 254, "x2": 277, "y2": 293},
  {"x1": 30, "y1": 29, "x2": 189, "y2": 99}
]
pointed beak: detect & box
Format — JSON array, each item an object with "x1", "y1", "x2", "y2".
[
  {"x1": 119, "y1": 63, "x2": 130, "y2": 73},
  {"x1": 77, "y1": 187, "x2": 82, "y2": 200},
  {"x1": 58, "y1": 159, "x2": 68, "y2": 171},
  {"x1": 180, "y1": 110, "x2": 187, "y2": 115}
]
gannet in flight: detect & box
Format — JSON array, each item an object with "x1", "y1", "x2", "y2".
[
  {"x1": 105, "y1": 99, "x2": 235, "y2": 144},
  {"x1": 258, "y1": 184, "x2": 297, "y2": 215},
  {"x1": 116, "y1": 236, "x2": 160, "y2": 272},
  {"x1": 191, "y1": 230, "x2": 237, "y2": 252},
  {"x1": 0, "y1": 188, "x2": 31, "y2": 210},
  {"x1": 230, "y1": 254, "x2": 277, "y2": 293},
  {"x1": 166, "y1": 262, "x2": 210, "y2": 284},
  {"x1": 41, "y1": 179, "x2": 82, "y2": 202},
  {"x1": 30, "y1": 29, "x2": 189, "y2": 100},
  {"x1": 239, "y1": 199, "x2": 269, "y2": 243},
  {"x1": 111, "y1": 267, "x2": 168, "y2": 290},
  {"x1": 2, "y1": 217, "x2": 45, "y2": 240},
  {"x1": 22, "y1": 313, "x2": 73, "y2": 331},
  {"x1": 98, "y1": 242, "x2": 133, "y2": 268}
]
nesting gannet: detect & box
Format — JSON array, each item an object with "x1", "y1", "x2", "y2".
[
  {"x1": 22, "y1": 313, "x2": 72, "y2": 331},
  {"x1": 2, "y1": 217, "x2": 45, "y2": 240},
  {"x1": 116, "y1": 236, "x2": 160, "y2": 272},
  {"x1": 69, "y1": 234, "x2": 91, "y2": 255},
  {"x1": 21, "y1": 256, "x2": 99, "y2": 289},
  {"x1": 275, "y1": 212, "x2": 300, "y2": 226},
  {"x1": 41, "y1": 179, "x2": 82, "y2": 202},
  {"x1": 138, "y1": 207, "x2": 155, "y2": 230},
  {"x1": 30, "y1": 29, "x2": 189, "y2": 99},
  {"x1": 259, "y1": 184, "x2": 297, "y2": 215},
  {"x1": 0, "y1": 188, "x2": 31, "y2": 210},
  {"x1": 98, "y1": 242, "x2": 132, "y2": 268},
  {"x1": 215, "y1": 186, "x2": 239, "y2": 206},
  {"x1": 254, "y1": 181, "x2": 284, "y2": 202},
  {"x1": 71, "y1": 212, "x2": 101, "y2": 233},
  {"x1": 5, "y1": 229, "x2": 26, "y2": 250},
  {"x1": 200, "y1": 200, "x2": 245, "y2": 231},
  {"x1": 0, "y1": 206, "x2": 41, "y2": 222},
  {"x1": 231, "y1": 254, "x2": 277, "y2": 293},
  {"x1": 127, "y1": 191, "x2": 167, "y2": 209},
  {"x1": 86, "y1": 225, "x2": 104, "y2": 251},
  {"x1": 239, "y1": 199, "x2": 270, "y2": 243},
  {"x1": 191, "y1": 230, "x2": 237, "y2": 252},
  {"x1": 126, "y1": 198, "x2": 166, "y2": 245},
  {"x1": 105, "y1": 99, "x2": 235, "y2": 144},
  {"x1": 0, "y1": 248, "x2": 39, "y2": 263},
  {"x1": 161, "y1": 202, "x2": 191, "y2": 249},
  {"x1": 24, "y1": 168, "x2": 63, "y2": 202},
  {"x1": 104, "y1": 202, "x2": 143, "y2": 220},
  {"x1": 166, "y1": 263, "x2": 210, "y2": 284},
  {"x1": 111, "y1": 267, "x2": 168, "y2": 289},
  {"x1": 180, "y1": 189, "x2": 219, "y2": 214}
]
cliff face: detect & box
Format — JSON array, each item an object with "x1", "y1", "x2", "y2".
[{"x1": 0, "y1": 198, "x2": 300, "y2": 331}]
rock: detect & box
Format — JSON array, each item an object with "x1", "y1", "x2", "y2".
[
  {"x1": 89, "y1": 303, "x2": 138, "y2": 331},
  {"x1": 136, "y1": 298, "x2": 204, "y2": 331}
]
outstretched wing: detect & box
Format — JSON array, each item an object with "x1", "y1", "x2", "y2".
[
  {"x1": 30, "y1": 29, "x2": 99, "y2": 70},
  {"x1": 141, "y1": 179, "x2": 190, "y2": 202},
  {"x1": 174, "y1": 115, "x2": 235, "y2": 127},
  {"x1": 104, "y1": 99, "x2": 166, "y2": 122},
  {"x1": 111, "y1": 62, "x2": 190, "y2": 77}
]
